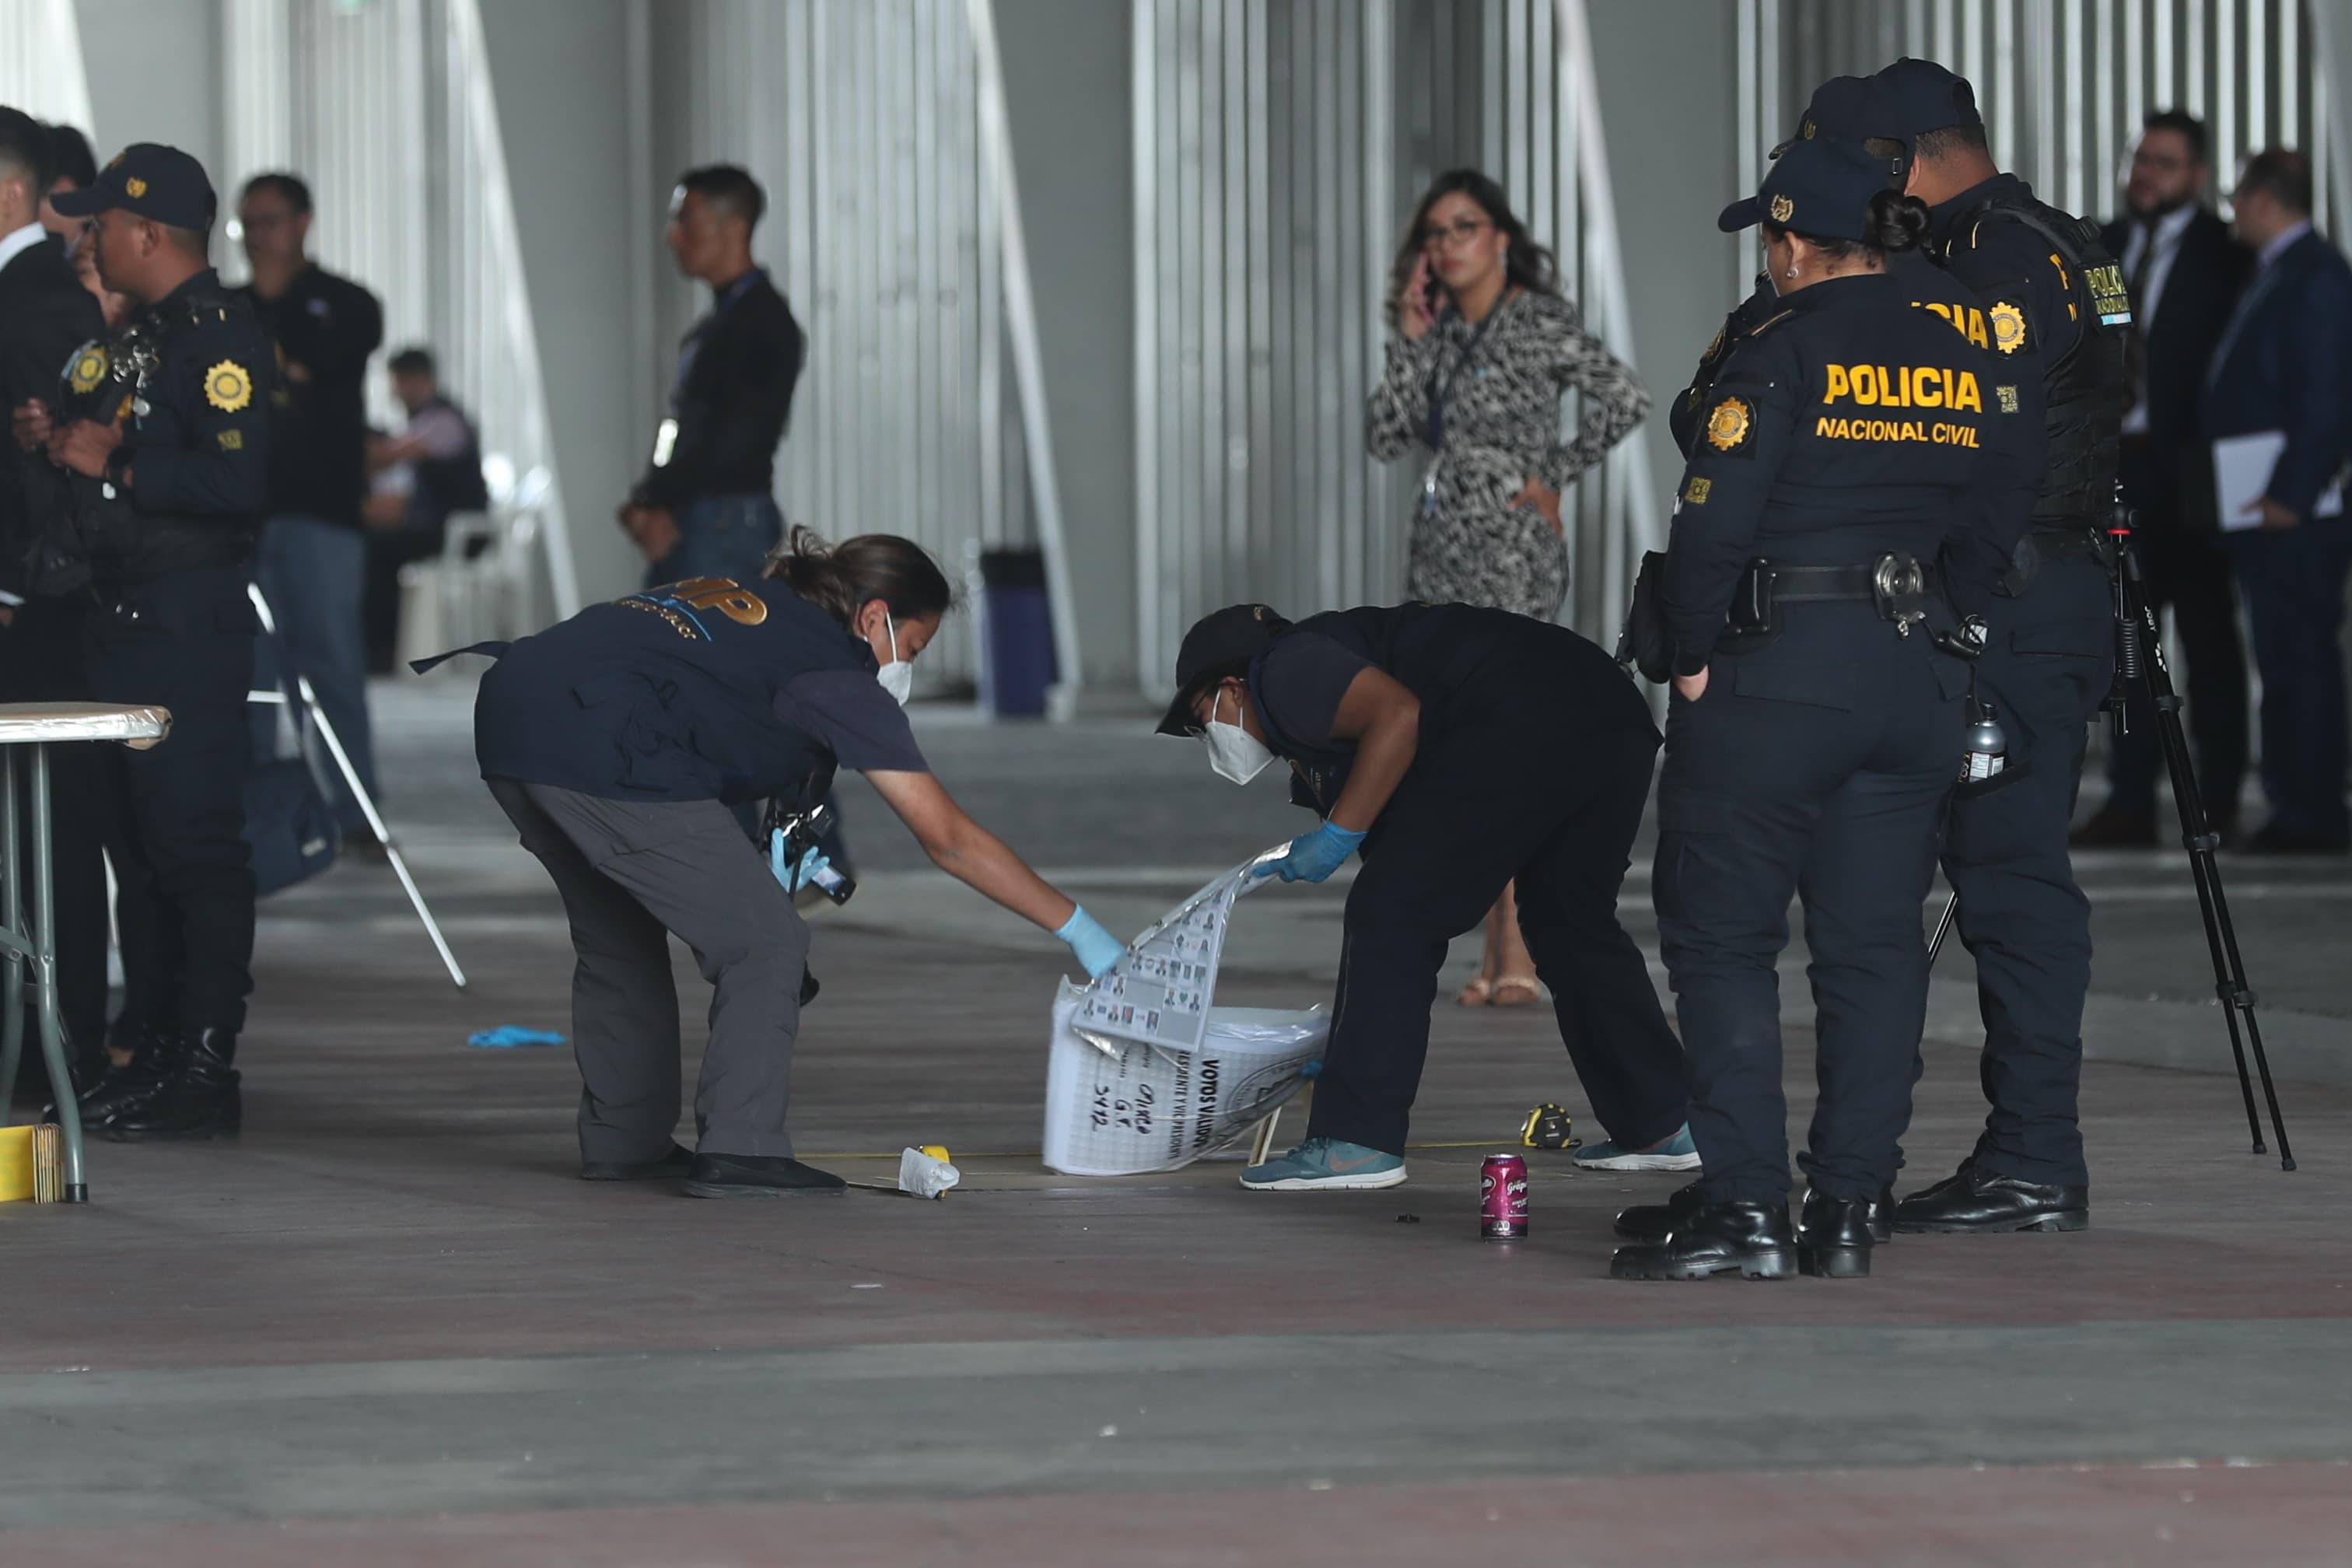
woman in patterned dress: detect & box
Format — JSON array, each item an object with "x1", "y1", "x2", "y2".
[{"x1": 1366, "y1": 169, "x2": 1650, "y2": 1009}]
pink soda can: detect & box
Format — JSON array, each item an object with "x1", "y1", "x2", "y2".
[{"x1": 1480, "y1": 1153, "x2": 1530, "y2": 1239}]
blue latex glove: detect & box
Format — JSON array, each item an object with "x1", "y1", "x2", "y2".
[
  {"x1": 1255, "y1": 821, "x2": 1367, "y2": 884},
  {"x1": 1055, "y1": 905, "x2": 1127, "y2": 979},
  {"x1": 468, "y1": 1026, "x2": 565, "y2": 1049},
  {"x1": 768, "y1": 828, "x2": 829, "y2": 893}
]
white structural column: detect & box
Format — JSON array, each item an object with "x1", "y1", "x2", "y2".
[
  {"x1": 0, "y1": 0, "x2": 94, "y2": 132},
  {"x1": 1554, "y1": 0, "x2": 1662, "y2": 648},
  {"x1": 966, "y1": 0, "x2": 1084, "y2": 714}
]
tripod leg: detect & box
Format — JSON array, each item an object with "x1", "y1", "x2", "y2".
[
  {"x1": 2123, "y1": 555, "x2": 2293, "y2": 1168},
  {"x1": 1926, "y1": 891, "x2": 1958, "y2": 965}
]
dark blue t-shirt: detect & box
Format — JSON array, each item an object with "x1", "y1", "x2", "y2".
[
  {"x1": 474, "y1": 576, "x2": 926, "y2": 803},
  {"x1": 1255, "y1": 633, "x2": 1371, "y2": 751}
]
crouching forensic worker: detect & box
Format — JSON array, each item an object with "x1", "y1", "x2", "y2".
[
  {"x1": 448, "y1": 530, "x2": 1125, "y2": 1197},
  {"x1": 1157, "y1": 600, "x2": 1691, "y2": 1192}
]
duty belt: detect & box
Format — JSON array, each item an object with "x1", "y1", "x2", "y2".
[{"x1": 1727, "y1": 551, "x2": 1938, "y2": 643}]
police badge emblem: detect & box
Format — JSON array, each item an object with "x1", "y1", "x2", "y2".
[
  {"x1": 204, "y1": 360, "x2": 254, "y2": 413},
  {"x1": 1705, "y1": 396, "x2": 1753, "y2": 453},
  {"x1": 1988, "y1": 300, "x2": 2029, "y2": 355},
  {"x1": 65, "y1": 345, "x2": 108, "y2": 395},
  {"x1": 1768, "y1": 194, "x2": 1794, "y2": 223}
]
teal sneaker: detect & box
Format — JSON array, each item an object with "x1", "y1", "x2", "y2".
[
  {"x1": 1574, "y1": 1122, "x2": 1702, "y2": 1172},
  {"x1": 1240, "y1": 1136, "x2": 1407, "y2": 1192}
]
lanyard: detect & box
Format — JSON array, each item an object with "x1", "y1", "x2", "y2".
[{"x1": 1423, "y1": 299, "x2": 1504, "y2": 453}]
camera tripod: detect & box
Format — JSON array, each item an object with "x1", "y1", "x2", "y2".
[{"x1": 1927, "y1": 522, "x2": 2295, "y2": 1171}]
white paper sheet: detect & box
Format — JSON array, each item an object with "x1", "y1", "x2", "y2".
[
  {"x1": 2213, "y1": 430, "x2": 2346, "y2": 530},
  {"x1": 1042, "y1": 850, "x2": 1328, "y2": 1176}
]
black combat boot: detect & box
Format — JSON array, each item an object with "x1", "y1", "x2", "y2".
[
  {"x1": 1619, "y1": 1181, "x2": 1893, "y2": 1245},
  {"x1": 1612, "y1": 1180, "x2": 1706, "y2": 1241},
  {"x1": 46, "y1": 1024, "x2": 180, "y2": 1128},
  {"x1": 106, "y1": 1029, "x2": 240, "y2": 1141},
  {"x1": 1796, "y1": 1188, "x2": 1878, "y2": 1278},
  {"x1": 1609, "y1": 1199, "x2": 1797, "y2": 1281}
]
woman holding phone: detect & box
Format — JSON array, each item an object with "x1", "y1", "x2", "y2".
[{"x1": 1365, "y1": 169, "x2": 1650, "y2": 1016}]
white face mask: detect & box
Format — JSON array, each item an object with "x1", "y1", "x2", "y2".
[
  {"x1": 874, "y1": 612, "x2": 913, "y2": 706},
  {"x1": 1202, "y1": 685, "x2": 1274, "y2": 786}
]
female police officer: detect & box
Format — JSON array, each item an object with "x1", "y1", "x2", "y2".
[
  {"x1": 1608, "y1": 138, "x2": 2009, "y2": 1281},
  {"x1": 1157, "y1": 599, "x2": 1690, "y2": 1192},
  {"x1": 463, "y1": 529, "x2": 1125, "y2": 1197}
]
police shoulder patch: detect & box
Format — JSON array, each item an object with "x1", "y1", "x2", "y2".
[
  {"x1": 65, "y1": 345, "x2": 108, "y2": 394},
  {"x1": 204, "y1": 360, "x2": 254, "y2": 413},
  {"x1": 1703, "y1": 396, "x2": 1755, "y2": 455},
  {"x1": 1987, "y1": 299, "x2": 2032, "y2": 356}
]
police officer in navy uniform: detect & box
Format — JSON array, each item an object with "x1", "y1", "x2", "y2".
[
  {"x1": 1610, "y1": 140, "x2": 2013, "y2": 1281},
  {"x1": 1865, "y1": 60, "x2": 2128, "y2": 1237},
  {"x1": 1669, "y1": 77, "x2": 1891, "y2": 459},
  {"x1": 33, "y1": 145, "x2": 274, "y2": 1141},
  {"x1": 457, "y1": 530, "x2": 1124, "y2": 1196}
]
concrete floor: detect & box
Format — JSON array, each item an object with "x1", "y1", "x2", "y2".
[{"x1": 5, "y1": 680, "x2": 2350, "y2": 1565}]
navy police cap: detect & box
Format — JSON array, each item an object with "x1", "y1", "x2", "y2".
[
  {"x1": 1779, "y1": 75, "x2": 1892, "y2": 152},
  {"x1": 1157, "y1": 604, "x2": 1284, "y2": 736},
  {"x1": 50, "y1": 142, "x2": 215, "y2": 232},
  {"x1": 1874, "y1": 57, "x2": 1983, "y2": 141},
  {"x1": 1719, "y1": 137, "x2": 1892, "y2": 241}
]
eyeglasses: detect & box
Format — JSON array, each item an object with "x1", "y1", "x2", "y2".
[{"x1": 1419, "y1": 217, "x2": 1492, "y2": 250}]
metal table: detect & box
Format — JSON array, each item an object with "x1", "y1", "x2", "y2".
[{"x1": 0, "y1": 702, "x2": 172, "y2": 1203}]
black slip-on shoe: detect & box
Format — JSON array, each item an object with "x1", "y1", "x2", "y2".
[
  {"x1": 581, "y1": 1142, "x2": 695, "y2": 1181},
  {"x1": 684, "y1": 1151, "x2": 849, "y2": 1198},
  {"x1": 1894, "y1": 1162, "x2": 2088, "y2": 1234}
]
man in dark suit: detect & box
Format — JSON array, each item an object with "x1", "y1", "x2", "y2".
[
  {"x1": 2075, "y1": 110, "x2": 2254, "y2": 846},
  {"x1": 0, "y1": 106, "x2": 110, "y2": 1093},
  {"x1": 2203, "y1": 149, "x2": 2352, "y2": 852}
]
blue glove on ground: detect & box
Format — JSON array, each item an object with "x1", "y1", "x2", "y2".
[
  {"x1": 1255, "y1": 821, "x2": 1367, "y2": 884},
  {"x1": 468, "y1": 1026, "x2": 565, "y2": 1049},
  {"x1": 768, "y1": 828, "x2": 830, "y2": 893},
  {"x1": 1055, "y1": 905, "x2": 1127, "y2": 979}
]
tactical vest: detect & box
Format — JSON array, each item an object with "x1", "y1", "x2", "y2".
[
  {"x1": 1943, "y1": 193, "x2": 2130, "y2": 528},
  {"x1": 473, "y1": 576, "x2": 873, "y2": 806}
]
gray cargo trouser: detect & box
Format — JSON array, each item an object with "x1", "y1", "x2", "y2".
[{"x1": 488, "y1": 779, "x2": 809, "y2": 1162}]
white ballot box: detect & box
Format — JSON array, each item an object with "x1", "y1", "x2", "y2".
[{"x1": 1042, "y1": 857, "x2": 1328, "y2": 1176}]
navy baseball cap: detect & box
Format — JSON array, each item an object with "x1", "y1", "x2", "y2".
[
  {"x1": 1719, "y1": 138, "x2": 1892, "y2": 240},
  {"x1": 1157, "y1": 604, "x2": 1284, "y2": 736},
  {"x1": 1874, "y1": 58, "x2": 1983, "y2": 142},
  {"x1": 1778, "y1": 75, "x2": 1894, "y2": 152},
  {"x1": 49, "y1": 142, "x2": 215, "y2": 231}
]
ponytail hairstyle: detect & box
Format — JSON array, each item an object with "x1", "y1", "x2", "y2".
[
  {"x1": 1762, "y1": 187, "x2": 1931, "y2": 264},
  {"x1": 764, "y1": 526, "x2": 955, "y2": 627}
]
